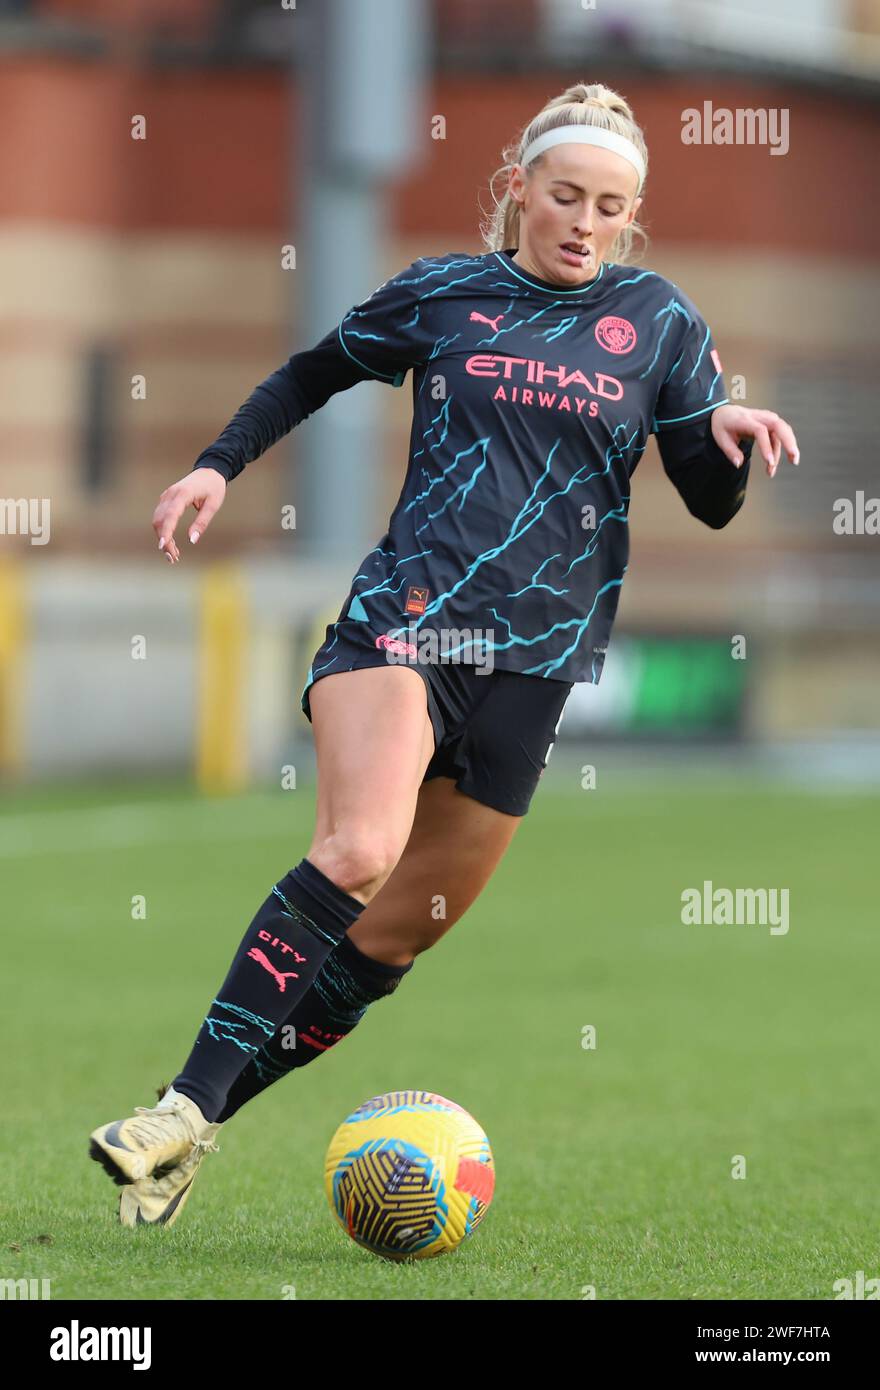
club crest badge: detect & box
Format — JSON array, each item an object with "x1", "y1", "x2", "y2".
[{"x1": 595, "y1": 316, "x2": 637, "y2": 355}]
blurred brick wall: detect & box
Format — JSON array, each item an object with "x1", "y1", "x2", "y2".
[
  {"x1": 1, "y1": 60, "x2": 877, "y2": 567},
  {"x1": 37, "y1": 0, "x2": 215, "y2": 33}
]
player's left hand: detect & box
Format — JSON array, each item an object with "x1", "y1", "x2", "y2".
[{"x1": 711, "y1": 404, "x2": 800, "y2": 477}]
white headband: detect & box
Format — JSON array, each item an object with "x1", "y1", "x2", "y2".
[{"x1": 520, "y1": 124, "x2": 645, "y2": 192}]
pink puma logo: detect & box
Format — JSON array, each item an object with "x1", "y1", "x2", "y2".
[
  {"x1": 376, "y1": 632, "x2": 417, "y2": 657},
  {"x1": 247, "y1": 947, "x2": 300, "y2": 993},
  {"x1": 470, "y1": 310, "x2": 504, "y2": 333}
]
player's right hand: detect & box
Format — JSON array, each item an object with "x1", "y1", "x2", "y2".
[{"x1": 152, "y1": 467, "x2": 227, "y2": 564}]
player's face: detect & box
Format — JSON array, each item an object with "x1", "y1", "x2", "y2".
[{"x1": 509, "y1": 145, "x2": 641, "y2": 285}]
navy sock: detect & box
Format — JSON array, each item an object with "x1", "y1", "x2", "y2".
[
  {"x1": 173, "y1": 858, "x2": 365, "y2": 1122},
  {"x1": 215, "y1": 933, "x2": 413, "y2": 1123}
]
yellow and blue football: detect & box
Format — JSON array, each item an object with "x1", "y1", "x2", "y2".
[{"x1": 324, "y1": 1090, "x2": 495, "y2": 1260}]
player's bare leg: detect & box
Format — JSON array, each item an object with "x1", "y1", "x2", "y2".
[
  {"x1": 120, "y1": 753, "x2": 518, "y2": 1224},
  {"x1": 347, "y1": 776, "x2": 522, "y2": 965},
  {"x1": 97, "y1": 663, "x2": 435, "y2": 1205},
  {"x1": 202, "y1": 741, "x2": 519, "y2": 1113},
  {"x1": 306, "y1": 663, "x2": 438, "y2": 902}
]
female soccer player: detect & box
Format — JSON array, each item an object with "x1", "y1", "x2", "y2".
[{"x1": 90, "y1": 81, "x2": 798, "y2": 1225}]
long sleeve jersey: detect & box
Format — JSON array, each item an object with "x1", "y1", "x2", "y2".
[{"x1": 193, "y1": 249, "x2": 751, "y2": 683}]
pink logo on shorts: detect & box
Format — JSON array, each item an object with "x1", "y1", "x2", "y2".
[
  {"x1": 595, "y1": 316, "x2": 637, "y2": 355},
  {"x1": 376, "y1": 632, "x2": 417, "y2": 657}
]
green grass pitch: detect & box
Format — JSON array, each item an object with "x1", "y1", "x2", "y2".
[{"x1": 2, "y1": 768, "x2": 877, "y2": 1300}]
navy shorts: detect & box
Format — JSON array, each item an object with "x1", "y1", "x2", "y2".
[{"x1": 301, "y1": 618, "x2": 573, "y2": 817}]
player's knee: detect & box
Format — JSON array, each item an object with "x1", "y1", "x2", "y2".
[{"x1": 309, "y1": 828, "x2": 402, "y2": 900}]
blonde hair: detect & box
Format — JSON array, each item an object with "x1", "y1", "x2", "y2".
[{"x1": 481, "y1": 81, "x2": 649, "y2": 265}]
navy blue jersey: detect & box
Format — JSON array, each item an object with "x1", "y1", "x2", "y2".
[
  {"x1": 331, "y1": 249, "x2": 729, "y2": 681},
  {"x1": 194, "y1": 248, "x2": 746, "y2": 684}
]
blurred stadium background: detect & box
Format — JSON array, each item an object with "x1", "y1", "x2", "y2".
[{"x1": 0, "y1": 0, "x2": 878, "y2": 791}]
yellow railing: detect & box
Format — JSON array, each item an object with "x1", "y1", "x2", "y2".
[
  {"x1": 195, "y1": 563, "x2": 249, "y2": 794},
  {"x1": 0, "y1": 558, "x2": 25, "y2": 777}
]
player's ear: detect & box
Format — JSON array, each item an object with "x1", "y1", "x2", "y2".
[
  {"x1": 508, "y1": 164, "x2": 527, "y2": 204},
  {"x1": 626, "y1": 196, "x2": 642, "y2": 225}
]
